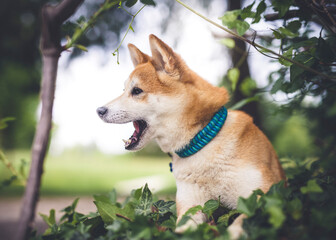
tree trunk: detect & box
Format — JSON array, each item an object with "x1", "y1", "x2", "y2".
[
  {"x1": 16, "y1": 1, "x2": 84, "y2": 239},
  {"x1": 227, "y1": 0, "x2": 261, "y2": 127}
]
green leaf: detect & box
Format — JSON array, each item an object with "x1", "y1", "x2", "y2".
[
  {"x1": 278, "y1": 27, "x2": 299, "y2": 37},
  {"x1": 290, "y1": 52, "x2": 315, "y2": 82},
  {"x1": 93, "y1": 194, "x2": 114, "y2": 204},
  {"x1": 236, "y1": 20, "x2": 250, "y2": 36},
  {"x1": 185, "y1": 205, "x2": 203, "y2": 216},
  {"x1": 202, "y1": 199, "x2": 219, "y2": 217},
  {"x1": 140, "y1": 0, "x2": 156, "y2": 6},
  {"x1": 287, "y1": 20, "x2": 301, "y2": 33},
  {"x1": 94, "y1": 201, "x2": 117, "y2": 224},
  {"x1": 0, "y1": 117, "x2": 15, "y2": 130},
  {"x1": 107, "y1": 189, "x2": 117, "y2": 204},
  {"x1": 237, "y1": 192, "x2": 258, "y2": 217},
  {"x1": 270, "y1": 78, "x2": 284, "y2": 94},
  {"x1": 94, "y1": 201, "x2": 135, "y2": 224},
  {"x1": 253, "y1": 0, "x2": 266, "y2": 23},
  {"x1": 125, "y1": 0, "x2": 138, "y2": 8},
  {"x1": 74, "y1": 44, "x2": 88, "y2": 52},
  {"x1": 176, "y1": 215, "x2": 191, "y2": 228},
  {"x1": 153, "y1": 200, "x2": 175, "y2": 215},
  {"x1": 267, "y1": 206, "x2": 285, "y2": 228},
  {"x1": 220, "y1": 10, "x2": 240, "y2": 28},
  {"x1": 300, "y1": 179, "x2": 323, "y2": 194},
  {"x1": 272, "y1": 0, "x2": 293, "y2": 18},
  {"x1": 271, "y1": 29, "x2": 285, "y2": 39},
  {"x1": 315, "y1": 37, "x2": 336, "y2": 62},
  {"x1": 220, "y1": 38, "x2": 235, "y2": 49},
  {"x1": 39, "y1": 209, "x2": 56, "y2": 227},
  {"x1": 135, "y1": 183, "x2": 153, "y2": 216},
  {"x1": 132, "y1": 187, "x2": 143, "y2": 200},
  {"x1": 231, "y1": 96, "x2": 259, "y2": 110},
  {"x1": 287, "y1": 198, "x2": 302, "y2": 220},
  {"x1": 129, "y1": 25, "x2": 135, "y2": 32},
  {"x1": 71, "y1": 198, "x2": 79, "y2": 210},
  {"x1": 239, "y1": 77, "x2": 257, "y2": 96},
  {"x1": 279, "y1": 47, "x2": 293, "y2": 66},
  {"x1": 217, "y1": 210, "x2": 240, "y2": 227},
  {"x1": 227, "y1": 68, "x2": 240, "y2": 92},
  {"x1": 240, "y1": 2, "x2": 255, "y2": 20}
]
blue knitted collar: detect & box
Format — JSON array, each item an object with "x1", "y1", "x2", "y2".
[{"x1": 175, "y1": 106, "x2": 228, "y2": 158}]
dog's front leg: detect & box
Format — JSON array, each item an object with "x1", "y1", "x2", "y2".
[{"x1": 174, "y1": 182, "x2": 207, "y2": 233}]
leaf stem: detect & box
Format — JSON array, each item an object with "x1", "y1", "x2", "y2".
[{"x1": 175, "y1": 0, "x2": 336, "y2": 82}]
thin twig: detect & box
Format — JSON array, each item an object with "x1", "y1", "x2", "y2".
[
  {"x1": 112, "y1": 4, "x2": 146, "y2": 63},
  {"x1": 0, "y1": 150, "x2": 26, "y2": 185}
]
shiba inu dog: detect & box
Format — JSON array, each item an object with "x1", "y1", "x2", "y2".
[{"x1": 97, "y1": 34, "x2": 285, "y2": 238}]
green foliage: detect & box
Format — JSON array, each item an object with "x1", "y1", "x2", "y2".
[
  {"x1": 240, "y1": 166, "x2": 336, "y2": 240},
  {"x1": 34, "y1": 162, "x2": 336, "y2": 239},
  {"x1": 33, "y1": 185, "x2": 240, "y2": 240}
]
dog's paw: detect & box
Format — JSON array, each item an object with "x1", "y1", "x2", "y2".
[
  {"x1": 175, "y1": 219, "x2": 198, "y2": 233},
  {"x1": 227, "y1": 214, "x2": 247, "y2": 240}
]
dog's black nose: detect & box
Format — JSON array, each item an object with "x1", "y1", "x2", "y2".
[{"x1": 97, "y1": 107, "x2": 107, "y2": 117}]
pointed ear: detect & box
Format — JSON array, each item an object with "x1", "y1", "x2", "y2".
[
  {"x1": 149, "y1": 34, "x2": 179, "y2": 75},
  {"x1": 128, "y1": 44, "x2": 150, "y2": 67}
]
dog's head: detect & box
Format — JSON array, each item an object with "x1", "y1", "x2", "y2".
[{"x1": 97, "y1": 34, "x2": 229, "y2": 152}]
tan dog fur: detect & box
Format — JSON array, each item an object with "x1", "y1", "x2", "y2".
[{"x1": 98, "y1": 34, "x2": 285, "y2": 238}]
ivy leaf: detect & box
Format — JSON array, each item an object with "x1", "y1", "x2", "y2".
[
  {"x1": 267, "y1": 206, "x2": 285, "y2": 228},
  {"x1": 300, "y1": 179, "x2": 323, "y2": 194},
  {"x1": 135, "y1": 183, "x2": 153, "y2": 216},
  {"x1": 217, "y1": 210, "x2": 240, "y2": 227},
  {"x1": 227, "y1": 68, "x2": 240, "y2": 92},
  {"x1": 125, "y1": 0, "x2": 138, "y2": 8},
  {"x1": 202, "y1": 199, "x2": 219, "y2": 218},
  {"x1": 74, "y1": 44, "x2": 88, "y2": 52},
  {"x1": 185, "y1": 205, "x2": 203, "y2": 216},
  {"x1": 140, "y1": 0, "x2": 156, "y2": 6},
  {"x1": 153, "y1": 200, "x2": 175, "y2": 215},
  {"x1": 287, "y1": 198, "x2": 302, "y2": 220},
  {"x1": 176, "y1": 215, "x2": 191, "y2": 228},
  {"x1": 39, "y1": 209, "x2": 56, "y2": 227},
  {"x1": 94, "y1": 201, "x2": 135, "y2": 224},
  {"x1": 237, "y1": 192, "x2": 258, "y2": 217}
]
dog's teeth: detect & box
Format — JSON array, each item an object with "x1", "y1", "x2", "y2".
[{"x1": 122, "y1": 139, "x2": 127, "y2": 144}]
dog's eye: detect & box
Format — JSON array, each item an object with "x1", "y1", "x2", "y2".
[{"x1": 131, "y1": 87, "x2": 143, "y2": 95}]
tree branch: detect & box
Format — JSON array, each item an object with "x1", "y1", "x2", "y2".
[{"x1": 16, "y1": 1, "x2": 84, "y2": 239}]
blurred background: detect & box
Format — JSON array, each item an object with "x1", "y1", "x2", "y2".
[{"x1": 0, "y1": 0, "x2": 326, "y2": 237}]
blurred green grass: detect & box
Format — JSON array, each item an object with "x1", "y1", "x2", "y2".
[{"x1": 0, "y1": 148, "x2": 176, "y2": 196}]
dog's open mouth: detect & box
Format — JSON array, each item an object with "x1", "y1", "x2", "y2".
[{"x1": 123, "y1": 120, "x2": 148, "y2": 150}]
